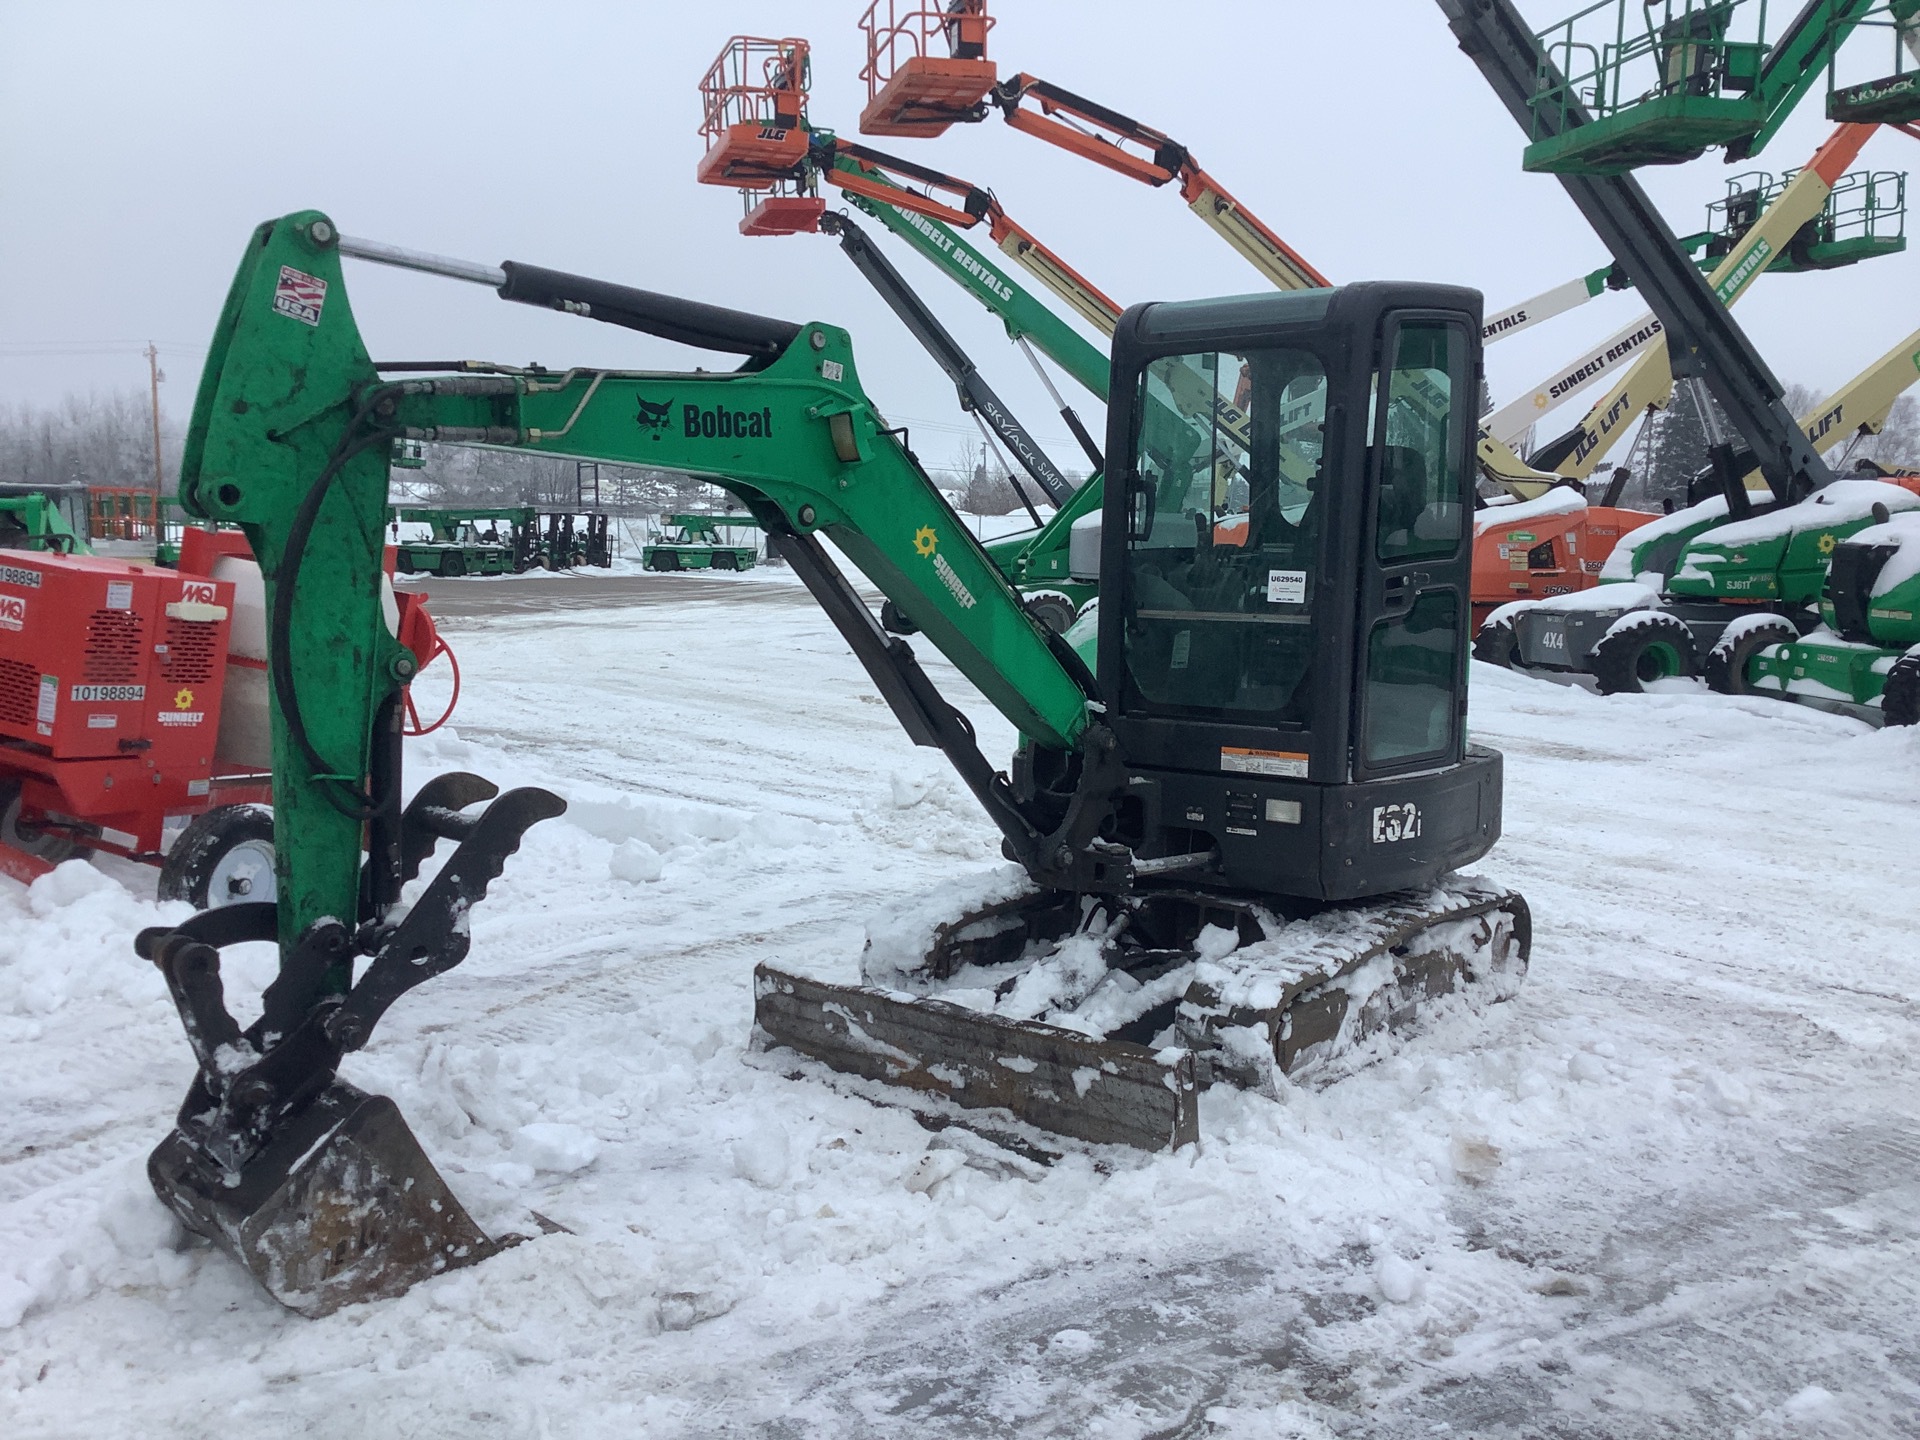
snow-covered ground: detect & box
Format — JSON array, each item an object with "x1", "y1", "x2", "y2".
[{"x1": 3, "y1": 573, "x2": 1918, "y2": 1438}]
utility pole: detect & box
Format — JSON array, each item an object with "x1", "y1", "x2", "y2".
[{"x1": 145, "y1": 342, "x2": 165, "y2": 497}]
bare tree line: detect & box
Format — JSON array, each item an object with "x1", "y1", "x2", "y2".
[
  {"x1": 0, "y1": 383, "x2": 1907, "y2": 522},
  {"x1": 0, "y1": 388, "x2": 179, "y2": 492}
]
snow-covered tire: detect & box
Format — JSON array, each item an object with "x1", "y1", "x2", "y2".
[
  {"x1": 0, "y1": 781, "x2": 78, "y2": 864},
  {"x1": 1023, "y1": 592, "x2": 1078, "y2": 635},
  {"x1": 1704, "y1": 615, "x2": 1797, "y2": 696},
  {"x1": 1883, "y1": 650, "x2": 1920, "y2": 727},
  {"x1": 157, "y1": 805, "x2": 276, "y2": 910},
  {"x1": 1590, "y1": 612, "x2": 1697, "y2": 695},
  {"x1": 1472, "y1": 615, "x2": 1522, "y2": 669}
]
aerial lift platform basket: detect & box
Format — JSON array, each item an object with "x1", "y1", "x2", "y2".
[
  {"x1": 1520, "y1": 0, "x2": 1906, "y2": 174},
  {"x1": 858, "y1": 0, "x2": 998, "y2": 137}
]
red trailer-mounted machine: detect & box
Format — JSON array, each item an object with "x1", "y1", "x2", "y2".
[{"x1": 0, "y1": 528, "x2": 454, "y2": 902}]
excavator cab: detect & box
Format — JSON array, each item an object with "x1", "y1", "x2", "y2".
[{"x1": 1097, "y1": 285, "x2": 1498, "y2": 902}]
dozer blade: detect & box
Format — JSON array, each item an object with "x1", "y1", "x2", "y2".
[
  {"x1": 150, "y1": 1080, "x2": 498, "y2": 1318},
  {"x1": 753, "y1": 966, "x2": 1199, "y2": 1151}
]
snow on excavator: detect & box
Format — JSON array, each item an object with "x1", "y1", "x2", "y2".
[{"x1": 141, "y1": 210, "x2": 1528, "y2": 1316}]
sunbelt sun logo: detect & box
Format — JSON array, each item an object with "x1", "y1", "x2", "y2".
[{"x1": 913, "y1": 526, "x2": 977, "y2": 611}]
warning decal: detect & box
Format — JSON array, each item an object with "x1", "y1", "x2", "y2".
[
  {"x1": 1220, "y1": 746, "x2": 1309, "y2": 779},
  {"x1": 273, "y1": 265, "x2": 328, "y2": 326}
]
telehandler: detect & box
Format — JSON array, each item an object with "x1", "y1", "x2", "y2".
[{"x1": 141, "y1": 210, "x2": 1528, "y2": 1317}]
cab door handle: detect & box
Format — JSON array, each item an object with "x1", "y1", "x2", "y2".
[{"x1": 1382, "y1": 571, "x2": 1429, "y2": 611}]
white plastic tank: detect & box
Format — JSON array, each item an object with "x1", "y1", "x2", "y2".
[
  {"x1": 1069, "y1": 512, "x2": 1102, "y2": 583},
  {"x1": 209, "y1": 556, "x2": 403, "y2": 770}
]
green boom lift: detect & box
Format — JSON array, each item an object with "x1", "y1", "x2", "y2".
[{"x1": 145, "y1": 210, "x2": 1527, "y2": 1317}]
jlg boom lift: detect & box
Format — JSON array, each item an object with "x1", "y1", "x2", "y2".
[
  {"x1": 854, "y1": 3, "x2": 1709, "y2": 359},
  {"x1": 143, "y1": 210, "x2": 1526, "y2": 1316},
  {"x1": 849, "y1": 6, "x2": 1910, "y2": 478},
  {"x1": 699, "y1": 35, "x2": 1903, "y2": 636}
]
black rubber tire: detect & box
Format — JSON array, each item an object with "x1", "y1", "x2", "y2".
[
  {"x1": 1883, "y1": 651, "x2": 1920, "y2": 727},
  {"x1": 712, "y1": 550, "x2": 738, "y2": 571},
  {"x1": 1023, "y1": 593, "x2": 1078, "y2": 635},
  {"x1": 396, "y1": 554, "x2": 417, "y2": 575},
  {"x1": 157, "y1": 805, "x2": 276, "y2": 910},
  {"x1": 880, "y1": 599, "x2": 919, "y2": 637},
  {"x1": 1472, "y1": 615, "x2": 1523, "y2": 669},
  {"x1": 0, "y1": 781, "x2": 78, "y2": 864},
  {"x1": 653, "y1": 550, "x2": 681, "y2": 572},
  {"x1": 1590, "y1": 613, "x2": 1698, "y2": 695},
  {"x1": 441, "y1": 550, "x2": 467, "y2": 578},
  {"x1": 1703, "y1": 617, "x2": 1797, "y2": 696}
]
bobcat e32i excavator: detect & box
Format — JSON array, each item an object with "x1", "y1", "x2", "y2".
[{"x1": 137, "y1": 210, "x2": 1528, "y2": 1317}]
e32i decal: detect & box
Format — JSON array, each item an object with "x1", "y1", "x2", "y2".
[{"x1": 1371, "y1": 802, "x2": 1422, "y2": 843}]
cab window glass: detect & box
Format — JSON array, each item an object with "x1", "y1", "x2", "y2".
[
  {"x1": 1375, "y1": 323, "x2": 1467, "y2": 562},
  {"x1": 1122, "y1": 347, "x2": 1328, "y2": 722},
  {"x1": 1363, "y1": 591, "x2": 1459, "y2": 765}
]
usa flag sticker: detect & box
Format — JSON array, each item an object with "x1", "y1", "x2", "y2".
[{"x1": 273, "y1": 265, "x2": 328, "y2": 326}]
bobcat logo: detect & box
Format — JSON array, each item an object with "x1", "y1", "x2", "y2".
[{"x1": 635, "y1": 397, "x2": 674, "y2": 434}]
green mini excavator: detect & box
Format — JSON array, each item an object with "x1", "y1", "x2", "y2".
[{"x1": 141, "y1": 210, "x2": 1529, "y2": 1318}]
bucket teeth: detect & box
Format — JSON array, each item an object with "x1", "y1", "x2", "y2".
[{"x1": 754, "y1": 878, "x2": 1530, "y2": 1149}]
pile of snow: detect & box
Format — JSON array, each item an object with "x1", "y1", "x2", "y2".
[{"x1": 1472, "y1": 486, "x2": 1585, "y2": 536}]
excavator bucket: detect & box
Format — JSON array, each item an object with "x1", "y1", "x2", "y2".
[
  {"x1": 149, "y1": 1082, "x2": 498, "y2": 1318},
  {"x1": 139, "y1": 776, "x2": 564, "y2": 1317},
  {"x1": 754, "y1": 878, "x2": 1529, "y2": 1150}
]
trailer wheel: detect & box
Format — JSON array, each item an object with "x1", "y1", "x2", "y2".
[
  {"x1": 1472, "y1": 615, "x2": 1522, "y2": 669},
  {"x1": 158, "y1": 805, "x2": 276, "y2": 910},
  {"x1": 1704, "y1": 617, "x2": 1797, "y2": 695},
  {"x1": 0, "y1": 782, "x2": 78, "y2": 864},
  {"x1": 1590, "y1": 613, "x2": 1696, "y2": 695},
  {"x1": 1023, "y1": 593, "x2": 1078, "y2": 635},
  {"x1": 1883, "y1": 651, "x2": 1920, "y2": 727}
]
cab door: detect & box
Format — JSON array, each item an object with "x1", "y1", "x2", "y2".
[{"x1": 1352, "y1": 316, "x2": 1476, "y2": 784}]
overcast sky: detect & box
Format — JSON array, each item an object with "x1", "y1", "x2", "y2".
[{"x1": 3, "y1": 2, "x2": 1914, "y2": 472}]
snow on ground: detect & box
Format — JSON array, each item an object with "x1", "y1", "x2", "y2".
[{"x1": 3, "y1": 573, "x2": 1919, "y2": 1437}]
